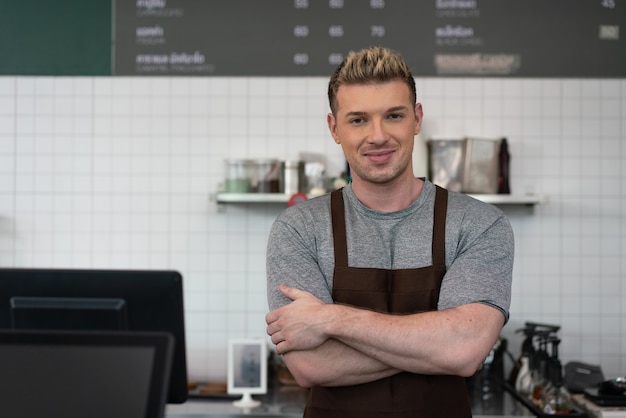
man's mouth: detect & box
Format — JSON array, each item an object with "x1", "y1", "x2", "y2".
[{"x1": 364, "y1": 150, "x2": 395, "y2": 164}]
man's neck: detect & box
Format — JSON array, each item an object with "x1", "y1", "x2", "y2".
[{"x1": 351, "y1": 176, "x2": 424, "y2": 213}]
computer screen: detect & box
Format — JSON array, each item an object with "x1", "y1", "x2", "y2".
[
  {"x1": 0, "y1": 330, "x2": 173, "y2": 418},
  {"x1": 0, "y1": 268, "x2": 188, "y2": 403}
]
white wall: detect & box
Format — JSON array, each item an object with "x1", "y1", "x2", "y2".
[{"x1": 0, "y1": 76, "x2": 624, "y2": 382}]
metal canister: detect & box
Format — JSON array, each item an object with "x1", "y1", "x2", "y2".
[{"x1": 280, "y1": 161, "x2": 305, "y2": 195}]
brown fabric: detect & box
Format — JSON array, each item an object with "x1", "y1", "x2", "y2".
[{"x1": 304, "y1": 186, "x2": 471, "y2": 418}]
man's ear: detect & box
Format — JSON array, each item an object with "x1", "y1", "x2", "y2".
[
  {"x1": 414, "y1": 103, "x2": 423, "y2": 135},
  {"x1": 327, "y1": 113, "x2": 341, "y2": 144}
]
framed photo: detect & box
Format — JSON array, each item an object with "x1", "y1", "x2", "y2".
[{"x1": 227, "y1": 339, "x2": 267, "y2": 408}]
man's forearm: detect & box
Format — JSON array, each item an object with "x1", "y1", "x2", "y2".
[
  {"x1": 325, "y1": 302, "x2": 504, "y2": 377},
  {"x1": 282, "y1": 338, "x2": 400, "y2": 387}
]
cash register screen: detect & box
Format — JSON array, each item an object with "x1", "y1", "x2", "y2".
[{"x1": 0, "y1": 330, "x2": 172, "y2": 418}]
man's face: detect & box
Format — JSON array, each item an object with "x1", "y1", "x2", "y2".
[{"x1": 327, "y1": 80, "x2": 422, "y2": 186}]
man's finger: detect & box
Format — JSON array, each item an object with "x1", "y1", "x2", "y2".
[{"x1": 279, "y1": 284, "x2": 307, "y2": 299}]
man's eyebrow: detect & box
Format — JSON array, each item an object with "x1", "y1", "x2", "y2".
[
  {"x1": 387, "y1": 106, "x2": 410, "y2": 113},
  {"x1": 344, "y1": 106, "x2": 409, "y2": 117},
  {"x1": 344, "y1": 111, "x2": 367, "y2": 117}
]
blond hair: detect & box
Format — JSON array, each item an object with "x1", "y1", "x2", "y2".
[{"x1": 328, "y1": 46, "x2": 416, "y2": 114}]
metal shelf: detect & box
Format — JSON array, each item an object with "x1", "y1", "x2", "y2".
[
  {"x1": 216, "y1": 193, "x2": 292, "y2": 203},
  {"x1": 466, "y1": 194, "x2": 547, "y2": 206},
  {"x1": 215, "y1": 192, "x2": 546, "y2": 206}
]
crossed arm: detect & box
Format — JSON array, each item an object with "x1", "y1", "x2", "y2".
[{"x1": 265, "y1": 284, "x2": 505, "y2": 388}]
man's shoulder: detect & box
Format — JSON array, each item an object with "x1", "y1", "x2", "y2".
[
  {"x1": 276, "y1": 193, "x2": 332, "y2": 223},
  {"x1": 446, "y1": 188, "x2": 503, "y2": 214}
]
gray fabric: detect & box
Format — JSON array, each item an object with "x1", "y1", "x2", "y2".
[{"x1": 266, "y1": 179, "x2": 513, "y2": 322}]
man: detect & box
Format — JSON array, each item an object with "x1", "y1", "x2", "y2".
[{"x1": 265, "y1": 46, "x2": 513, "y2": 417}]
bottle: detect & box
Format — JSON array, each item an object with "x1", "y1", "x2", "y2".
[
  {"x1": 510, "y1": 325, "x2": 536, "y2": 387},
  {"x1": 542, "y1": 338, "x2": 567, "y2": 414},
  {"x1": 498, "y1": 137, "x2": 511, "y2": 194},
  {"x1": 531, "y1": 334, "x2": 550, "y2": 406},
  {"x1": 515, "y1": 356, "x2": 533, "y2": 396}
]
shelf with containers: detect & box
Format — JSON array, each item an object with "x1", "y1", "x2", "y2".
[
  {"x1": 217, "y1": 154, "x2": 547, "y2": 207},
  {"x1": 214, "y1": 192, "x2": 547, "y2": 206}
]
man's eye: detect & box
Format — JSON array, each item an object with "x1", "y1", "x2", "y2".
[
  {"x1": 350, "y1": 118, "x2": 365, "y2": 124},
  {"x1": 388, "y1": 113, "x2": 403, "y2": 119}
]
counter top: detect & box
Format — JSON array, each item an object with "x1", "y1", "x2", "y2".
[{"x1": 166, "y1": 380, "x2": 536, "y2": 417}]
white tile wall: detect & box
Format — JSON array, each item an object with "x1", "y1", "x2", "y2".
[{"x1": 0, "y1": 76, "x2": 624, "y2": 382}]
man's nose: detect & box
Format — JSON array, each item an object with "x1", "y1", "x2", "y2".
[{"x1": 368, "y1": 119, "x2": 387, "y2": 143}]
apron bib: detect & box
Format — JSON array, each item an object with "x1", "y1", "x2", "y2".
[{"x1": 304, "y1": 186, "x2": 471, "y2": 418}]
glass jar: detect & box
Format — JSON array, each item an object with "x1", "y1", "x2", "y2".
[
  {"x1": 250, "y1": 159, "x2": 280, "y2": 193},
  {"x1": 224, "y1": 159, "x2": 251, "y2": 193}
]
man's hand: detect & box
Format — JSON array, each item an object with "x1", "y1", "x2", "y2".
[
  {"x1": 266, "y1": 285, "x2": 401, "y2": 387},
  {"x1": 265, "y1": 285, "x2": 334, "y2": 355}
]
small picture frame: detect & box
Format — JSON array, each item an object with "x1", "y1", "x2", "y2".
[{"x1": 227, "y1": 338, "x2": 267, "y2": 408}]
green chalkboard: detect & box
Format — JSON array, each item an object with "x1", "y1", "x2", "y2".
[{"x1": 0, "y1": 0, "x2": 111, "y2": 75}]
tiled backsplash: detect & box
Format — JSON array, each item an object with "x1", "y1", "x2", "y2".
[{"x1": 0, "y1": 76, "x2": 624, "y2": 381}]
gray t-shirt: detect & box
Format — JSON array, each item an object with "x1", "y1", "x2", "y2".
[{"x1": 266, "y1": 180, "x2": 513, "y2": 321}]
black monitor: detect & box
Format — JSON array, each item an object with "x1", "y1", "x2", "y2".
[
  {"x1": 0, "y1": 329, "x2": 174, "y2": 418},
  {"x1": 0, "y1": 268, "x2": 188, "y2": 404}
]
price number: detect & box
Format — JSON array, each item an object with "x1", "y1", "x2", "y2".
[
  {"x1": 329, "y1": 0, "x2": 344, "y2": 8},
  {"x1": 294, "y1": 0, "x2": 309, "y2": 8},
  {"x1": 329, "y1": 25, "x2": 344, "y2": 37},
  {"x1": 293, "y1": 53, "x2": 309, "y2": 65},
  {"x1": 601, "y1": 0, "x2": 615, "y2": 8},
  {"x1": 294, "y1": 25, "x2": 309, "y2": 37},
  {"x1": 370, "y1": 25, "x2": 385, "y2": 37},
  {"x1": 370, "y1": 0, "x2": 385, "y2": 8},
  {"x1": 329, "y1": 53, "x2": 343, "y2": 65}
]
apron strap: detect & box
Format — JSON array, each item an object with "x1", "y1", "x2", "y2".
[
  {"x1": 330, "y1": 188, "x2": 348, "y2": 269},
  {"x1": 432, "y1": 185, "x2": 448, "y2": 268}
]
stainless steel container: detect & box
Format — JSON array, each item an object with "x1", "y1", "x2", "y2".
[
  {"x1": 427, "y1": 139, "x2": 465, "y2": 192},
  {"x1": 280, "y1": 161, "x2": 305, "y2": 195},
  {"x1": 427, "y1": 137, "x2": 501, "y2": 194},
  {"x1": 463, "y1": 137, "x2": 501, "y2": 194}
]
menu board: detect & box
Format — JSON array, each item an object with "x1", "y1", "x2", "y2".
[{"x1": 113, "y1": 0, "x2": 624, "y2": 77}]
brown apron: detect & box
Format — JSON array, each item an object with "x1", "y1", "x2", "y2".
[{"x1": 304, "y1": 186, "x2": 472, "y2": 418}]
